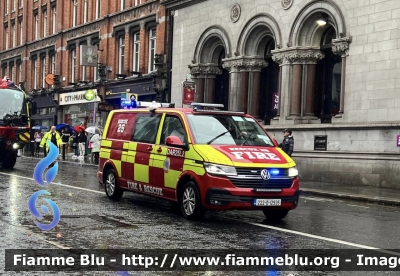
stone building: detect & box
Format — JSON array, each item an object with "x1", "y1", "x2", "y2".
[
  {"x1": 163, "y1": 0, "x2": 400, "y2": 189},
  {"x1": 0, "y1": 0, "x2": 168, "y2": 129}
]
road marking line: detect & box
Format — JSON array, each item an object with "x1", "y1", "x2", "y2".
[
  {"x1": 303, "y1": 196, "x2": 334, "y2": 202},
  {"x1": 347, "y1": 204, "x2": 369, "y2": 209},
  {"x1": 233, "y1": 219, "x2": 400, "y2": 256},
  {"x1": 3, "y1": 171, "x2": 400, "y2": 256},
  {"x1": 0, "y1": 171, "x2": 103, "y2": 194}
]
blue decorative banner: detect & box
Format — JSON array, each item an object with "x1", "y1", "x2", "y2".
[{"x1": 28, "y1": 141, "x2": 60, "y2": 231}]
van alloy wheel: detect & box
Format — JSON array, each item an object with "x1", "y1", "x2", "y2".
[
  {"x1": 180, "y1": 181, "x2": 205, "y2": 220},
  {"x1": 183, "y1": 187, "x2": 196, "y2": 215},
  {"x1": 106, "y1": 173, "x2": 115, "y2": 195},
  {"x1": 104, "y1": 169, "x2": 123, "y2": 200}
]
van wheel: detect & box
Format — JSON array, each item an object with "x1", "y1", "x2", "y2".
[
  {"x1": 180, "y1": 181, "x2": 204, "y2": 220},
  {"x1": 2, "y1": 150, "x2": 17, "y2": 169},
  {"x1": 104, "y1": 169, "x2": 123, "y2": 201},
  {"x1": 262, "y1": 209, "x2": 289, "y2": 221}
]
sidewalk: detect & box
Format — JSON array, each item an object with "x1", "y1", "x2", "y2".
[
  {"x1": 18, "y1": 150, "x2": 400, "y2": 206},
  {"x1": 300, "y1": 181, "x2": 400, "y2": 206}
]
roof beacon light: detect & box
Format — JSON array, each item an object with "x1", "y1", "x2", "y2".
[
  {"x1": 190, "y1": 102, "x2": 224, "y2": 111},
  {"x1": 0, "y1": 76, "x2": 15, "y2": 89}
]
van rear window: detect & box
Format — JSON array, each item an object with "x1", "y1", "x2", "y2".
[{"x1": 107, "y1": 113, "x2": 137, "y2": 141}]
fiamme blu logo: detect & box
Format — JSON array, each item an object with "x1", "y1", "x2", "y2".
[{"x1": 28, "y1": 141, "x2": 60, "y2": 230}]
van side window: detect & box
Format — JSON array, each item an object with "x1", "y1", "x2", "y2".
[
  {"x1": 131, "y1": 113, "x2": 162, "y2": 144},
  {"x1": 107, "y1": 113, "x2": 137, "y2": 141},
  {"x1": 161, "y1": 115, "x2": 187, "y2": 145}
]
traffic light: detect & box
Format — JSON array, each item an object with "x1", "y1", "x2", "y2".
[{"x1": 53, "y1": 75, "x2": 61, "y2": 87}]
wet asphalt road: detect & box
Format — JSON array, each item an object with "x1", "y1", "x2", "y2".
[{"x1": 1, "y1": 158, "x2": 400, "y2": 276}]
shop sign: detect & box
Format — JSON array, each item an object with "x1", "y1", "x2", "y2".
[{"x1": 59, "y1": 89, "x2": 101, "y2": 105}]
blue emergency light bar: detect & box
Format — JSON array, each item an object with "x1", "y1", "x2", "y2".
[
  {"x1": 121, "y1": 100, "x2": 175, "y2": 110},
  {"x1": 190, "y1": 102, "x2": 225, "y2": 111}
]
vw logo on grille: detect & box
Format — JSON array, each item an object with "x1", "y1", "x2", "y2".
[{"x1": 261, "y1": 169, "x2": 270, "y2": 180}]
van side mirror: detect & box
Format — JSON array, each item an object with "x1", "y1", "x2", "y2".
[{"x1": 166, "y1": 135, "x2": 186, "y2": 149}]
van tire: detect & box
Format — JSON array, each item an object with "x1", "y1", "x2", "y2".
[
  {"x1": 104, "y1": 169, "x2": 123, "y2": 201},
  {"x1": 2, "y1": 150, "x2": 17, "y2": 169},
  {"x1": 180, "y1": 181, "x2": 205, "y2": 220},
  {"x1": 262, "y1": 209, "x2": 289, "y2": 221}
]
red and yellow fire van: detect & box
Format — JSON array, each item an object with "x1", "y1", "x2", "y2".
[{"x1": 97, "y1": 102, "x2": 299, "y2": 220}]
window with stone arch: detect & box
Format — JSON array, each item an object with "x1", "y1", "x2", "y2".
[
  {"x1": 314, "y1": 25, "x2": 343, "y2": 122},
  {"x1": 287, "y1": 1, "x2": 349, "y2": 124}
]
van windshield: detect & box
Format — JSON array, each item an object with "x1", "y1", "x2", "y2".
[
  {"x1": 187, "y1": 114, "x2": 274, "y2": 146},
  {"x1": 0, "y1": 89, "x2": 25, "y2": 118}
]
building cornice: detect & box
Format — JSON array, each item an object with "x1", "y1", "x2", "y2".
[{"x1": 160, "y1": 0, "x2": 208, "y2": 10}]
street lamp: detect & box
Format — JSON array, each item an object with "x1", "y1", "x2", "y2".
[{"x1": 317, "y1": 14, "x2": 328, "y2": 26}]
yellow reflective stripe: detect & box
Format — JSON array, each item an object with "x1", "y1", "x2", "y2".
[
  {"x1": 128, "y1": 142, "x2": 137, "y2": 151},
  {"x1": 155, "y1": 113, "x2": 166, "y2": 145},
  {"x1": 127, "y1": 156, "x2": 135, "y2": 163},
  {"x1": 182, "y1": 163, "x2": 205, "y2": 176},
  {"x1": 113, "y1": 160, "x2": 122, "y2": 177},
  {"x1": 133, "y1": 164, "x2": 149, "y2": 183},
  {"x1": 184, "y1": 146, "x2": 203, "y2": 161},
  {"x1": 121, "y1": 152, "x2": 127, "y2": 162},
  {"x1": 123, "y1": 142, "x2": 129, "y2": 150},
  {"x1": 100, "y1": 149, "x2": 111, "y2": 159},
  {"x1": 19, "y1": 133, "x2": 29, "y2": 142},
  {"x1": 193, "y1": 145, "x2": 233, "y2": 166},
  {"x1": 101, "y1": 140, "x2": 112, "y2": 147},
  {"x1": 165, "y1": 171, "x2": 180, "y2": 189},
  {"x1": 102, "y1": 110, "x2": 115, "y2": 139},
  {"x1": 152, "y1": 159, "x2": 164, "y2": 169}
]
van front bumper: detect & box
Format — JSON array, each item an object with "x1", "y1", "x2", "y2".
[{"x1": 204, "y1": 188, "x2": 300, "y2": 210}]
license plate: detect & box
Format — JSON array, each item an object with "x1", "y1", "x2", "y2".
[{"x1": 254, "y1": 199, "x2": 281, "y2": 206}]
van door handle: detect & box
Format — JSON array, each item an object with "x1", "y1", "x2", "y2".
[
  {"x1": 157, "y1": 147, "x2": 162, "y2": 153},
  {"x1": 147, "y1": 146, "x2": 153, "y2": 151}
]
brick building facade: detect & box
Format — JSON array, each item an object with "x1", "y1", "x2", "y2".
[{"x1": 0, "y1": 0, "x2": 169, "y2": 128}]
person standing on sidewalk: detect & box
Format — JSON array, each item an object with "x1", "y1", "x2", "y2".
[
  {"x1": 71, "y1": 131, "x2": 79, "y2": 158},
  {"x1": 279, "y1": 129, "x2": 294, "y2": 157},
  {"x1": 78, "y1": 129, "x2": 87, "y2": 159},
  {"x1": 61, "y1": 127, "x2": 71, "y2": 154},
  {"x1": 34, "y1": 130, "x2": 41, "y2": 156},
  {"x1": 90, "y1": 131, "x2": 101, "y2": 165},
  {"x1": 39, "y1": 126, "x2": 62, "y2": 167}
]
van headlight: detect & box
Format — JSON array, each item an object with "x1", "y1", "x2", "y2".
[
  {"x1": 288, "y1": 167, "x2": 299, "y2": 177},
  {"x1": 13, "y1": 143, "x2": 19, "y2": 149},
  {"x1": 204, "y1": 163, "x2": 237, "y2": 176}
]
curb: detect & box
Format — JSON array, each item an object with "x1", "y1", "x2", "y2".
[
  {"x1": 18, "y1": 156, "x2": 98, "y2": 168},
  {"x1": 300, "y1": 188, "x2": 400, "y2": 207}
]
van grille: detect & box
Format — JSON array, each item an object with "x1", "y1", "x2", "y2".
[{"x1": 229, "y1": 167, "x2": 293, "y2": 189}]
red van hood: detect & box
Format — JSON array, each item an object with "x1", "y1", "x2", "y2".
[{"x1": 210, "y1": 145, "x2": 290, "y2": 165}]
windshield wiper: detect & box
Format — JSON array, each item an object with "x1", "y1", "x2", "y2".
[
  {"x1": 206, "y1": 131, "x2": 229, "y2": 145},
  {"x1": 241, "y1": 132, "x2": 255, "y2": 146}
]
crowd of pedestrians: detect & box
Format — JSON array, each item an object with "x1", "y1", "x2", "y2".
[{"x1": 33, "y1": 124, "x2": 101, "y2": 165}]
